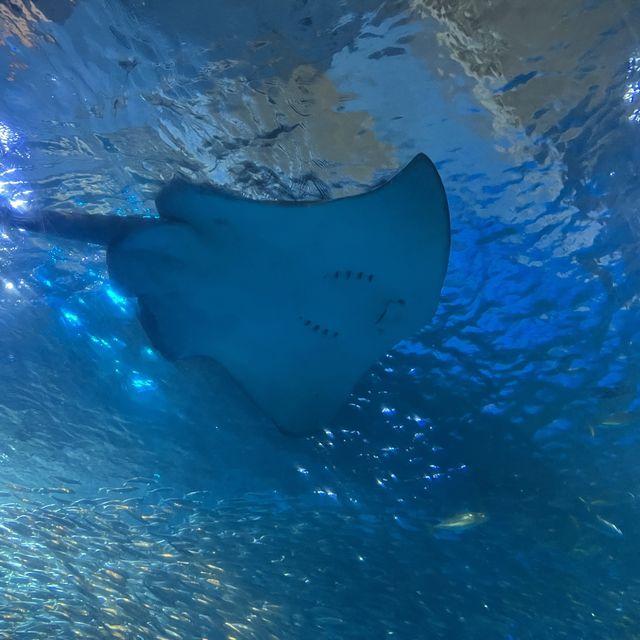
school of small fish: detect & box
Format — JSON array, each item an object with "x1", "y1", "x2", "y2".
[
  {"x1": 0, "y1": 473, "x2": 632, "y2": 639},
  {"x1": 0, "y1": 478, "x2": 413, "y2": 640},
  {"x1": 0, "y1": 478, "x2": 300, "y2": 639}
]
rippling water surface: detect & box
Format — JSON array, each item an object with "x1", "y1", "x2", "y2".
[{"x1": 0, "y1": 1, "x2": 639, "y2": 638}]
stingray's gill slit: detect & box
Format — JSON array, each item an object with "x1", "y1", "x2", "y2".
[
  {"x1": 324, "y1": 269, "x2": 375, "y2": 282},
  {"x1": 5, "y1": 153, "x2": 450, "y2": 437},
  {"x1": 298, "y1": 316, "x2": 339, "y2": 338}
]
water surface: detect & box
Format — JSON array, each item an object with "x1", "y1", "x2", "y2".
[{"x1": 0, "y1": 1, "x2": 639, "y2": 638}]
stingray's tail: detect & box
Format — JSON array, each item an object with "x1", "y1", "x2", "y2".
[{"x1": 1, "y1": 198, "x2": 157, "y2": 246}]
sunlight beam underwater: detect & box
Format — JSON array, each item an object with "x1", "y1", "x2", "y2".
[{"x1": 2, "y1": 153, "x2": 450, "y2": 436}]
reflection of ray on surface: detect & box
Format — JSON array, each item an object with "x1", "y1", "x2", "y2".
[{"x1": 0, "y1": 0, "x2": 47, "y2": 48}]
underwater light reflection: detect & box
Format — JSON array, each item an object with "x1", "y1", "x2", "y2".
[
  {"x1": 7, "y1": 195, "x2": 29, "y2": 209},
  {"x1": 129, "y1": 375, "x2": 158, "y2": 392},
  {"x1": 104, "y1": 284, "x2": 131, "y2": 314},
  {"x1": 60, "y1": 309, "x2": 81, "y2": 327},
  {"x1": 0, "y1": 121, "x2": 16, "y2": 154},
  {"x1": 0, "y1": 120, "x2": 31, "y2": 212},
  {"x1": 625, "y1": 54, "x2": 640, "y2": 122}
]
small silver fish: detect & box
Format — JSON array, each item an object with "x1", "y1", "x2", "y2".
[
  {"x1": 433, "y1": 511, "x2": 488, "y2": 532},
  {"x1": 595, "y1": 514, "x2": 623, "y2": 537}
]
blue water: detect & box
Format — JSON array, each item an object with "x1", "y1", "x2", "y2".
[{"x1": 0, "y1": 1, "x2": 639, "y2": 638}]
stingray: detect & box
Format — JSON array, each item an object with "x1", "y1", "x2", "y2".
[{"x1": 3, "y1": 154, "x2": 450, "y2": 436}]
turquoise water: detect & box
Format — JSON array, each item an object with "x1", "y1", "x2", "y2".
[{"x1": 0, "y1": 1, "x2": 639, "y2": 638}]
